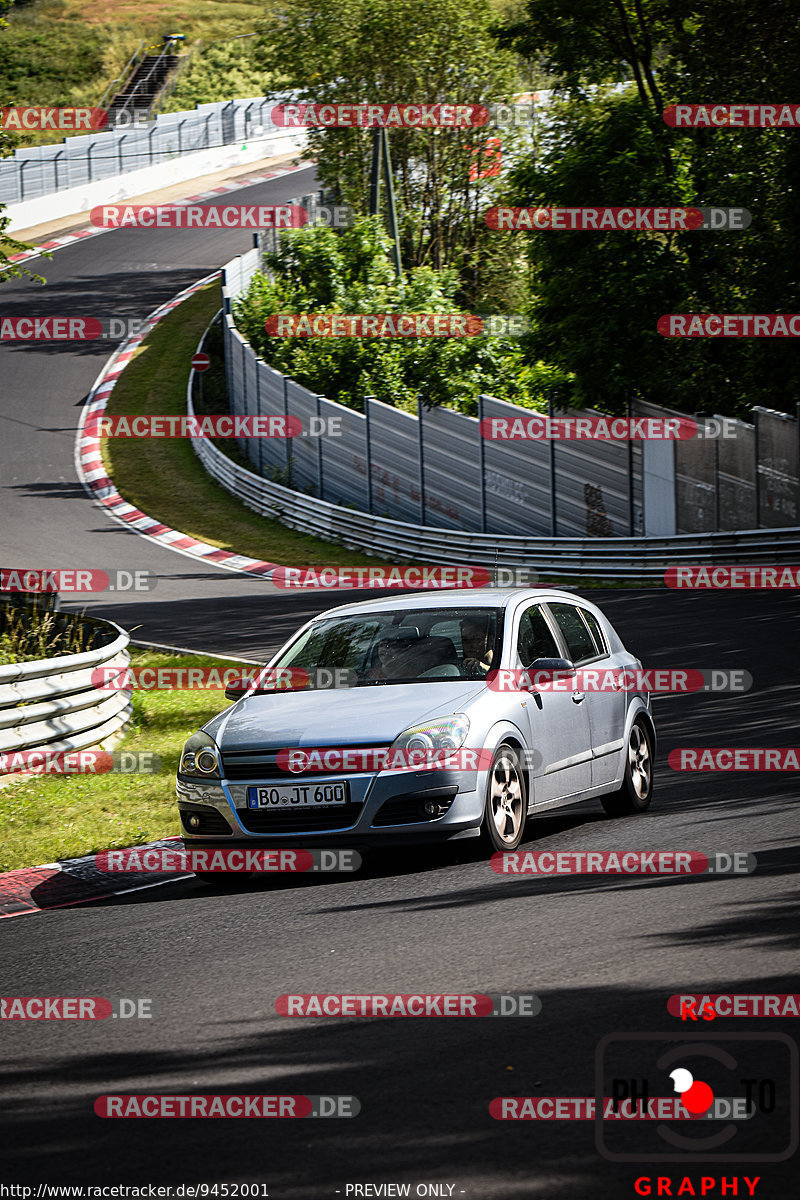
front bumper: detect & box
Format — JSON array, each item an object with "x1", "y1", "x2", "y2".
[{"x1": 176, "y1": 764, "x2": 485, "y2": 848}]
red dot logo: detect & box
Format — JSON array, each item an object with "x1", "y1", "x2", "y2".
[{"x1": 670, "y1": 1067, "x2": 715, "y2": 1115}]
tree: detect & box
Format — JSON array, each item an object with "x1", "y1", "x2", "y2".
[
  {"x1": 256, "y1": 0, "x2": 525, "y2": 294},
  {"x1": 0, "y1": 0, "x2": 39, "y2": 283},
  {"x1": 500, "y1": 0, "x2": 800, "y2": 415}
]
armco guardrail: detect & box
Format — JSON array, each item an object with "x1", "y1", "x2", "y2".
[
  {"x1": 0, "y1": 616, "x2": 132, "y2": 763},
  {"x1": 186, "y1": 326, "x2": 800, "y2": 578},
  {"x1": 218, "y1": 234, "x2": 800, "y2": 542}
]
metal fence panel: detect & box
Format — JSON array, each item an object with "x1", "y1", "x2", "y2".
[
  {"x1": 420, "y1": 404, "x2": 481, "y2": 531},
  {"x1": 480, "y1": 396, "x2": 552, "y2": 535},
  {"x1": 552, "y1": 408, "x2": 635, "y2": 536},
  {"x1": 675, "y1": 421, "x2": 717, "y2": 533},
  {"x1": 319, "y1": 399, "x2": 369, "y2": 510},
  {"x1": 716, "y1": 415, "x2": 756, "y2": 530},
  {"x1": 286, "y1": 380, "x2": 321, "y2": 496},
  {"x1": 63, "y1": 134, "x2": 95, "y2": 189},
  {"x1": 257, "y1": 360, "x2": 290, "y2": 478},
  {"x1": 244, "y1": 349, "x2": 260, "y2": 471},
  {"x1": 227, "y1": 327, "x2": 248, "y2": 457},
  {"x1": 366, "y1": 399, "x2": 423, "y2": 523},
  {"x1": 755, "y1": 407, "x2": 799, "y2": 528}
]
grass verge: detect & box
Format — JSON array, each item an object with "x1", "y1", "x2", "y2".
[
  {"x1": 100, "y1": 281, "x2": 399, "y2": 568},
  {"x1": 98, "y1": 281, "x2": 653, "y2": 586},
  {"x1": 0, "y1": 649, "x2": 243, "y2": 872}
]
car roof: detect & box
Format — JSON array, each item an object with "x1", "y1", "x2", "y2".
[{"x1": 317, "y1": 587, "x2": 589, "y2": 619}]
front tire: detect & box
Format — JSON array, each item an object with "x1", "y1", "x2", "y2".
[
  {"x1": 480, "y1": 743, "x2": 527, "y2": 852},
  {"x1": 601, "y1": 719, "x2": 654, "y2": 817}
]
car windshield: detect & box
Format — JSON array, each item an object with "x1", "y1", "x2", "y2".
[{"x1": 269, "y1": 606, "x2": 504, "y2": 686}]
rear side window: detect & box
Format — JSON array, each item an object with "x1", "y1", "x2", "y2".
[
  {"x1": 517, "y1": 605, "x2": 560, "y2": 667},
  {"x1": 581, "y1": 610, "x2": 608, "y2": 657},
  {"x1": 548, "y1": 603, "x2": 598, "y2": 665}
]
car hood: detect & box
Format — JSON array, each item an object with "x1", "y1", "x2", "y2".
[{"x1": 205, "y1": 681, "x2": 486, "y2": 751}]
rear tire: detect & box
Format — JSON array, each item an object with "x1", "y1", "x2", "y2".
[
  {"x1": 601, "y1": 719, "x2": 654, "y2": 816},
  {"x1": 480, "y1": 743, "x2": 527, "y2": 852}
]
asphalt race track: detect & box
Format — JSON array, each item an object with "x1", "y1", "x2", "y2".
[{"x1": 2, "y1": 167, "x2": 799, "y2": 1198}]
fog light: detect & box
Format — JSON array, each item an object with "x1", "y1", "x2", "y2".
[
  {"x1": 423, "y1": 801, "x2": 438, "y2": 816},
  {"x1": 187, "y1": 814, "x2": 201, "y2": 830}
]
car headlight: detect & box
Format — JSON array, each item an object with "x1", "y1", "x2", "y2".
[
  {"x1": 179, "y1": 732, "x2": 221, "y2": 778},
  {"x1": 392, "y1": 714, "x2": 470, "y2": 753}
]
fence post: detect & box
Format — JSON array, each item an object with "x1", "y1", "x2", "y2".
[
  {"x1": 478, "y1": 395, "x2": 487, "y2": 533},
  {"x1": 548, "y1": 397, "x2": 557, "y2": 535},
  {"x1": 317, "y1": 394, "x2": 324, "y2": 498},
  {"x1": 284, "y1": 376, "x2": 292, "y2": 487},
  {"x1": 365, "y1": 397, "x2": 374, "y2": 513},
  {"x1": 627, "y1": 396, "x2": 634, "y2": 535},
  {"x1": 256, "y1": 359, "x2": 264, "y2": 480},
  {"x1": 417, "y1": 399, "x2": 426, "y2": 525},
  {"x1": 754, "y1": 407, "x2": 761, "y2": 527}
]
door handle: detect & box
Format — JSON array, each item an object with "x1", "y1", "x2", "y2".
[{"x1": 572, "y1": 692, "x2": 585, "y2": 703}]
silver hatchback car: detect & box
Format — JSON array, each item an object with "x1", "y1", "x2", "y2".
[{"x1": 176, "y1": 588, "x2": 655, "y2": 858}]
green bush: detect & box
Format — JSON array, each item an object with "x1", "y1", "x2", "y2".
[{"x1": 234, "y1": 216, "x2": 558, "y2": 415}]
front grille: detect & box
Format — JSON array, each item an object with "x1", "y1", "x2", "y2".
[
  {"x1": 179, "y1": 805, "x2": 231, "y2": 835},
  {"x1": 221, "y1": 745, "x2": 386, "y2": 782},
  {"x1": 371, "y1": 786, "x2": 457, "y2": 827},
  {"x1": 236, "y1": 805, "x2": 362, "y2": 834}
]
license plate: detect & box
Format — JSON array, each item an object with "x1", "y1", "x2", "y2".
[{"x1": 246, "y1": 781, "x2": 349, "y2": 809}]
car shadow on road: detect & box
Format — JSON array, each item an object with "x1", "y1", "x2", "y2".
[{"x1": 1, "y1": 973, "x2": 798, "y2": 1197}]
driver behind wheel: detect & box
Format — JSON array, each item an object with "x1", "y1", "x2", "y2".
[{"x1": 460, "y1": 616, "x2": 495, "y2": 678}]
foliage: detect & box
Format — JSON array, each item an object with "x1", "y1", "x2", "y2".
[
  {"x1": 500, "y1": 0, "x2": 800, "y2": 415},
  {"x1": 255, "y1": 0, "x2": 529, "y2": 296},
  {"x1": 1, "y1": 2, "x2": 106, "y2": 107},
  {"x1": 234, "y1": 217, "x2": 554, "y2": 414},
  {"x1": 0, "y1": 602, "x2": 95, "y2": 663},
  {"x1": 161, "y1": 40, "x2": 273, "y2": 111}
]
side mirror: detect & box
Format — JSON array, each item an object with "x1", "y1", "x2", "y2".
[
  {"x1": 224, "y1": 678, "x2": 251, "y2": 702},
  {"x1": 530, "y1": 656, "x2": 576, "y2": 675},
  {"x1": 515, "y1": 657, "x2": 577, "y2": 692}
]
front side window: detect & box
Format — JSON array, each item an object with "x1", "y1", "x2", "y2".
[{"x1": 516, "y1": 605, "x2": 560, "y2": 667}]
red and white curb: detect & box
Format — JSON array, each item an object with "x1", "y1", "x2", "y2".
[
  {"x1": 74, "y1": 275, "x2": 281, "y2": 577},
  {"x1": 7, "y1": 159, "x2": 315, "y2": 268},
  {"x1": 0, "y1": 838, "x2": 190, "y2": 918}
]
